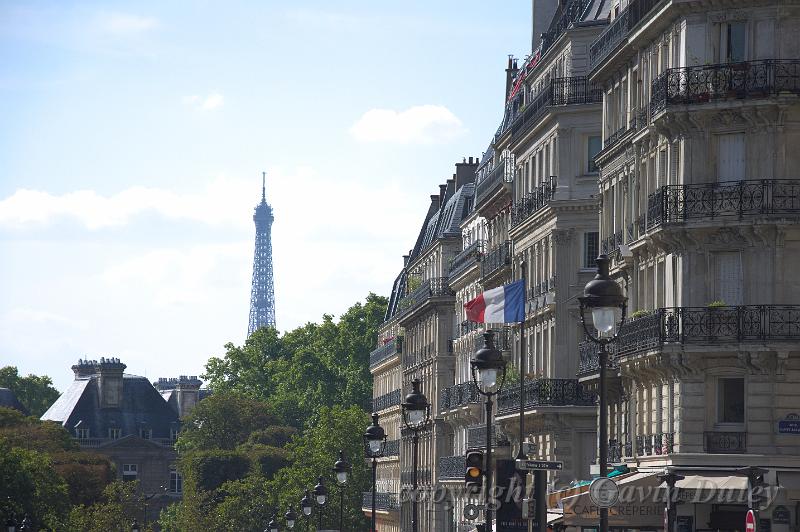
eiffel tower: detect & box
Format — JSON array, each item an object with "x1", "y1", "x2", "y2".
[{"x1": 248, "y1": 172, "x2": 276, "y2": 335}]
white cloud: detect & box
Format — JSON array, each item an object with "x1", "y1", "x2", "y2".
[
  {"x1": 96, "y1": 12, "x2": 159, "y2": 35},
  {"x1": 183, "y1": 93, "x2": 224, "y2": 111},
  {"x1": 350, "y1": 105, "x2": 466, "y2": 144}
]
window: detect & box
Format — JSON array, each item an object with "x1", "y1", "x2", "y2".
[
  {"x1": 122, "y1": 463, "x2": 138, "y2": 482},
  {"x1": 725, "y1": 22, "x2": 746, "y2": 62},
  {"x1": 716, "y1": 252, "x2": 743, "y2": 305},
  {"x1": 717, "y1": 133, "x2": 745, "y2": 181},
  {"x1": 170, "y1": 427, "x2": 179, "y2": 441},
  {"x1": 139, "y1": 428, "x2": 152, "y2": 440},
  {"x1": 587, "y1": 136, "x2": 602, "y2": 173},
  {"x1": 584, "y1": 232, "x2": 599, "y2": 268},
  {"x1": 169, "y1": 466, "x2": 183, "y2": 494},
  {"x1": 108, "y1": 428, "x2": 122, "y2": 439},
  {"x1": 718, "y1": 378, "x2": 745, "y2": 423},
  {"x1": 76, "y1": 428, "x2": 90, "y2": 439}
]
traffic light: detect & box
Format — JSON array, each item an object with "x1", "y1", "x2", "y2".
[{"x1": 465, "y1": 450, "x2": 484, "y2": 490}]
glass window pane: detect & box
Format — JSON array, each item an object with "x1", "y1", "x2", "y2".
[
  {"x1": 718, "y1": 378, "x2": 745, "y2": 423},
  {"x1": 728, "y1": 23, "x2": 746, "y2": 62},
  {"x1": 588, "y1": 136, "x2": 602, "y2": 172}
]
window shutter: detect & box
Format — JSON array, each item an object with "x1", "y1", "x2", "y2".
[
  {"x1": 716, "y1": 252, "x2": 743, "y2": 305},
  {"x1": 718, "y1": 133, "x2": 745, "y2": 182}
]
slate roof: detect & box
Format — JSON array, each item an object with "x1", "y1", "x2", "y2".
[
  {"x1": 0, "y1": 388, "x2": 29, "y2": 415},
  {"x1": 42, "y1": 374, "x2": 179, "y2": 439}
]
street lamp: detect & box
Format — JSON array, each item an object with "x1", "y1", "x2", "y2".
[
  {"x1": 313, "y1": 476, "x2": 328, "y2": 530},
  {"x1": 300, "y1": 490, "x2": 313, "y2": 528},
  {"x1": 5, "y1": 517, "x2": 15, "y2": 532},
  {"x1": 470, "y1": 331, "x2": 508, "y2": 532},
  {"x1": 658, "y1": 469, "x2": 685, "y2": 532},
  {"x1": 284, "y1": 507, "x2": 297, "y2": 530},
  {"x1": 578, "y1": 254, "x2": 627, "y2": 532},
  {"x1": 333, "y1": 450, "x2": 351, "y2": 532},
  {"x1": 364, "y1": 413, "x2": 387, "y2": 532},
  {"x1": 267, "y1": 512, "x2": 279, "y2": 532},
  {"x1": 401, "y1": 378, "x2": 430, "y2": 532}
]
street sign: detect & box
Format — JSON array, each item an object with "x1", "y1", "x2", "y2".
[
  {"x1": 516, "y1": 459, "x2": 564, "y2": 471},
  {"x1": 746, "y1": 510, "x2": 757, "y2": 532},
  {"x1": 589, "y1": 477, "x2": 620, "y2": 508}
]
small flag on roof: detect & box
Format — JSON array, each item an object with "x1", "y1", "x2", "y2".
[{"x1": 464, "y1": 280, "x2": 525, "y2": 324}]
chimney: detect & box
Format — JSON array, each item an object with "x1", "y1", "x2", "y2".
[
  {"x1": 175, "y1": 375, "x2": 202, "y2": 418},
  {"x1": 97, "y1": 357, "x2": 126, "y2": 409},
  {"x1": 505, "y1": 54, "x2": 520, "y2": 103},
  {"x1": 454, "y1": 157, "x2": 479, "y2": 190},
  {"x1": 430, "y1": 194, "x2": 441, "y2": 209},
  {"x1": 403, "y1": 254, "x2": 410, "y2": 267},
  {"x1": 72, "y1": 359, "x2": 98, "y2": 379}
]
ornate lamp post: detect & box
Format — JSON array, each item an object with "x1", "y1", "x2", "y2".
[
  {"x1": 470, "y1": 331, "x2": 508, "y2": 532},
  {"x1": 658, "y1": 469, "x2": 685, "y2": 532},
  {"x1": 364, "y1": 413, "x2": 387, "y2": 532},
  {"x1": 401, "y1": 378, "x2": 430, "y2": 532},
  {"x1": 313, "y1": 476, "x2": 328, "y2": 531},
  {"x1": 267, "y1": 512, "x2": 279, "y2": 532},
  {"x1": 333, "y1": 450, "x2": 351, "y2": 532},
  {"x1": 578, "y1": 254, "x2": 627, "y2": 532},
  {"x1": 284, "y1": 507, "x2": 297, "y2": 530},
  {"x1": 300, "y1": 490, "x2": 313, "y2": 529}
]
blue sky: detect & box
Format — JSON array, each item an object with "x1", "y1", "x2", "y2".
[{"x1": 0, "y1": 1, "x2": 531, "y2": 391}]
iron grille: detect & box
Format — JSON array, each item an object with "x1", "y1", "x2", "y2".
[{"x1": 497, "y1": 378, "x2": 595, "y2": 414}]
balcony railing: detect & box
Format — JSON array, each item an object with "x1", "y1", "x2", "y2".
[
  {"x1": 385, "y1": 439, "x2": 400, "y2": 457},
  {"x1": 497, "y1": 378, "x2": 595, "y2": 415},
  {"x1": 395, "y1": 277, "x2": 454, "y2": 320},
  {"x1": 467, "y1": 424, "x2": 508, "y2": 449},
  {"x1": 362, "y1": 492, "x2": 399, "y2": 511},
  {"x1": 438, "y1": 455, "x2": 466, "y2": 480},
  {"x1": 76, "y1": 437, "x2": 176, "y2": 448},
  {"x1": 369, "y1": 337, "x2": 402, "y2": 369},
  {"x1": 481, "y1": 241, "x2": 512, "y2": 279},
  {"x1": 651, "y1": 60, "x2": 800, "y2": 115},
  {"x1": 511, "y1": 177, "x2": 557, "y2": 229},
  {"x1": 473, "y1": 327, "x2": 512, "y2": 352},
  {"x1": 439, "y1": 381, "x2": 480, "y2": 412},
  {"x1": 645, "y1": 179, "x2": 800, "y2": 231},
  {"x1": 475, "y1": 158, "x2": 512, "y2": 207},
  {"x1": 401, "y1": 469, "x2": 432, "y2": 485},
  {"x1": 372, "y1": 389, "x2": 401, "y2": 412},
  {"x1": 589, "y1": 0, "x2": 663, "y2": 69},
  {"x1": 528, "y1": 276, "x2": 557, "y2": 300},
  {"x1": 704, "y1": 431, "x2": 747, "y2": 453},
  {"x1": 579, "y1": 305, "x2": 800, "y2": 375},
  {"x1": 509, "y1": 76, "x2": 602, "y2": 142},
  {"x1": 449, "y1": 240, "x2": 485, "y2": 278}
]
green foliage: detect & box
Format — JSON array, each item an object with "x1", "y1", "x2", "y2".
[
  {"x1": 176, "y1": 392, "x2": 279, "y2": 452},
  {"x1": 203, "y1": 293, "x2": 387, "y2": 427},
  {"x1": 67, "y1": 480, "x2": 150, "y2": 532},
  {"x1": 51, "y1": 451, "x2": 115, "y2": 506},
  {"x1": 0, "y1": 439, "x2": 70, "y2": 530},
  {"x1": 241, "y1": 444, "x2": 290, "y2": 478},
  {"x1": 0, "y1": 366, "x2": 61, "y2": 417},
  {"x1": 630, "y1": 309, "x2": 652, "y2": 319},
  {"x1": 247, "y1": 425, "x2": 298, "y2": 447},
  {"x1": 707, "y1": 300, "x2": 727, "y2": 308},
  {"x1": 181, "y1": 449, "x2": 252, "y2": 492}
]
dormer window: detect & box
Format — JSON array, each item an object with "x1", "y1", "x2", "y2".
[
  {"x1": 139, "y1": 428, "x2": 152, "y2": 440},
  {"x1": 76, "y1": 428, "x2": 90, "y2": 439},
  {"x1": 109, "y1": 428, "x2": 122, "y2": 439}
]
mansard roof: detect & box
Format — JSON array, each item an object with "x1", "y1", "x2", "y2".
[{"x1": 42, "y1": 373, "x2": 179, "y2": 439}]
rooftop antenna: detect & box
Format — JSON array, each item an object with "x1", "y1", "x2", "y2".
[{"x1": 262, "y1": 171, "x2": 266, "y2": 202}]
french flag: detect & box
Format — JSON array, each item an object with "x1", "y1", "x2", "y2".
[{"x1": 464, "y1": 280, "x2": 525, "y2": 323}]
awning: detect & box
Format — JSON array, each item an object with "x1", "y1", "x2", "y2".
[
  {"x1": 676, "y1": 473, "x2": 748, "y2": 491},
  {"x1": 778, "y1": 471, "x2": 800, "y2": 500},
  {"x1": 547, "y1": 512, "x2": 563, "y2": 524},
  {"x1": 561, "y1": 472, "x2": 664, "y2": 528},
  {"x1": 670, "y1": 472, "x2": 749, "y2": 505}
]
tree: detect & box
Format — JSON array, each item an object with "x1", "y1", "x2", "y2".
[
  {"x1": 67, "y1": 480, "x2": 150, "y2": 532},
  {"x1": 0, "y1": 366, "x2": 61, "y2": 417}
]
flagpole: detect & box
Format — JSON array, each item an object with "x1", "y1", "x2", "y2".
[{"x1": 518, "y1": 261, "x2": 526, "y2": 460}]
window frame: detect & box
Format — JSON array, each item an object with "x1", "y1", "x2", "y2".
[
  {"x1": 587, "y1": 136, "x2": 602, "y2": 174},
  {"x1": 108, "y1": 428, "x2": 122, "y2": 440},
  {"x1": 716, "y1": 376, "x2": 746, "y2": 426},
  {"x1": 583, "y1": 231, "x2": 600, "y2": 270}
]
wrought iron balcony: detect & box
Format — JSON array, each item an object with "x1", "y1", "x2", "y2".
[
  {"x1": 467, "y1": 424, "x2": 508, "y2": 449},
  {"x1": 635, "y1": 433, "x2": 675, "y2": 456},
  {"x1": 401, "y1": 469, "x2": 432, "y2": 485},
  {"x1": 608, "y1": 440, "x2": 623, "y2": 463},
  {"x1": 449, "y1": 240, "x2": 485, "y2": 279},
  {"x1": 473, "y1": 327, "x2": 512, "y2": 352},
  {"x1": 475, "y1": 158, "x2": 512, "y2": 207},
  {"x1": 456, "y1": 320, "x2": 481, "y2": 339},
  {"x1": 362, "y1": 491, "x2": 399, "y2": 511},
  {"x1": 497, "y1": 378, "x2": 595, "y2": 415},
  {"x1": 603, "y1": 124, "x2": 629, "y2": 151},
  {"x1": 395, "y1": 277, "x2": 454, "y2": 320},
  {"x1": 704, "y1": 431, "x2": 747, "y2": 454},
  {"x1": 439, "y1": 381, "x2": 480, "y2": 412},
  {"x1": 645, "y1": 179, "x2": 800, "y2": 232},
  {"x1": 369, "y1": 337, "x2": 402, "y2": 369},
  {"x1": 385, "y1": 439, "x2": 400, "y2": 457},
  {"x1": 438, "y1": 455, "x2": 466, "y2": 480},
  {"x1": 372, "y1": 389, "x2": 401, "y2": 412},
  {"x1": 579, "y1": 305, "x2": 800, "y2": 376},
  {"x1": 589, "y1": 0, "x2": 662, "y2": 69},
  {"x1": 511, "y1": 177, "x2": 557, "y2": 229},
  {"x1": 651, "y1": 60, "x2": 800, "y2": 114},
  {"x1": 77, "y1": 437, "x2": 176, "y2": 448},
  {"x1": 509, "y1": 76, "x2": 602, "y2": 142},
  {"x1": 481, "y1": 241, "x2": 512, "y2": 280}
]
